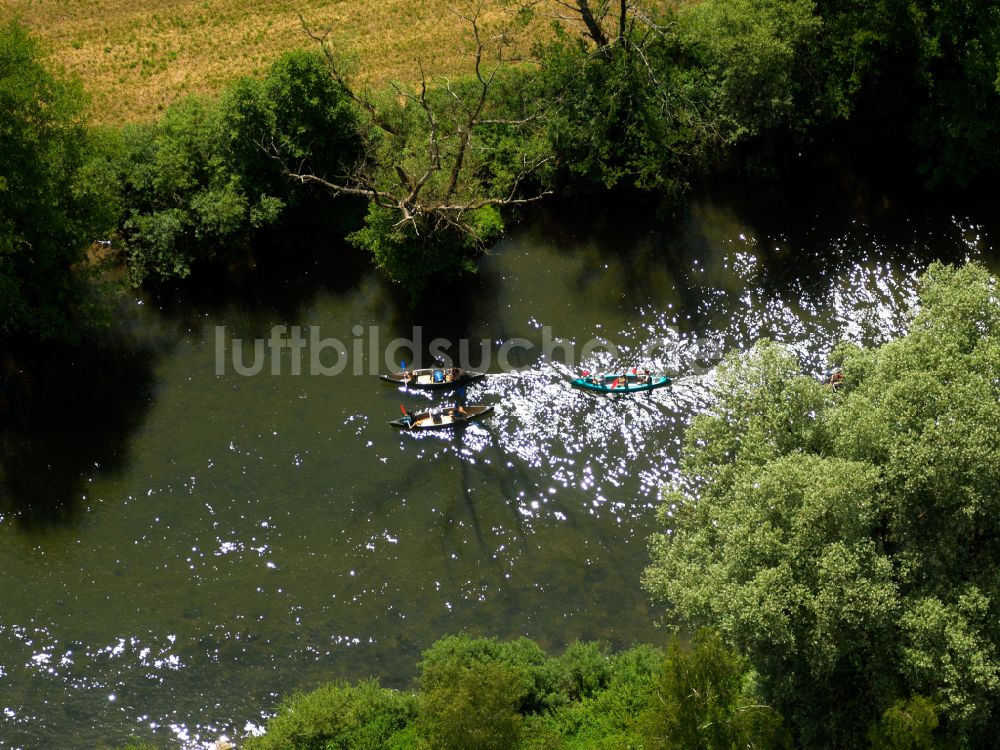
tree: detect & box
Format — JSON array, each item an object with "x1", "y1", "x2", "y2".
[
  {"x1": 815, "y1": 0, "x2": 1000, "y2": 186},
  {"x1": 676, "y1": 0, "x2": 823, "y2": 140},
  {"x1": 640, "y1": 630, "x2": 790, "y2": 750},
  {"x1": 117, "y1": 48, "x2": 361, "y2": 285},
  {"x1": 416, "y1": 635, "x2": 542, "y2": 750},
  {"x1": 530, "y1": 643, "x2": 662, "y2": 749},
  {"x1": 416, "y1": 634, "x2": 567, "y2": 713},
  {"x1": 531, "y1": 0, "x2": 658, "y2": 50},
  {"x1": 0, "y1": 21, "x2": 114, "y2": 338},
  {"x1": 242, "y1": 679, "x2": 417, "y2": 750},
  {"x1": 867, "y1": 696, "x2": 941, "y2": 750},
  {"x1": 117, "y1": 96, "x2": 244, "y2": 283},
  {"x1": 287, "y1": 3, "x2": 552, "y2": 292},
  {"x1": 218, "y1": 48, "x2": 362, "y2": 216},
  {"x1": 531, "y1": 0, "x2": 823, "y2": 194},
  {"x1": 644, "y1": 263, "x2": 1000, "y2": 748},
  {"x1": 530, "y1": 0, "x2": 703, "y2": 193}
]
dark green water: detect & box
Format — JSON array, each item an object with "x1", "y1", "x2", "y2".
[{"x1": 0, "y1": 178, "x2": 994, "y2": 748}]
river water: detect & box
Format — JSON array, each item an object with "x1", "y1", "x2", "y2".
[{"x1": 0, "y1": 174, "x2": 994, "y2": 748}]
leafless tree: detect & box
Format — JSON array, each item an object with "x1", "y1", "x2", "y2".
[{"x1": 277, "y1": 1, "x2": 553, "y2": 244}]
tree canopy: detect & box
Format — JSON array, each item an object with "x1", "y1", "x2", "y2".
[
  {"x1": 286, "y1": 6, "x2": 552, "y2": 293},
  {"x1": 645, "y1": 262, "x2": 1000, "y2": 748},
  {"x1": 816, "y1": 0, "x2": 1000, "y2": 185},
  {"x1": 238, "y1": 633, "x2": 786, "y2": 750},
  {"x1": 116, "y1": 48, "x2": 362, "y2": 285},
  {"x1": 0, "y1": 21, "x2": 113, "y2": 338},
  {"x1": 531, "y1": 0, "x2": 823, "y2": 195}
]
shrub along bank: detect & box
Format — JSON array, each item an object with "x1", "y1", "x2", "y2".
[{"x1": 7, "y1": 1, "x2": 1000, "y2": 335}]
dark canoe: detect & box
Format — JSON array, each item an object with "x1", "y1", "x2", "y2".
[
  {"x1": 380, "y1": 367, "x2": 486, "y2": 390},
  {"x1": 390, "y1": 404, "x2": 494, "y2": 430},
  {"x1": 571, "y1": 374, "x2": 671, "y2": 393}
]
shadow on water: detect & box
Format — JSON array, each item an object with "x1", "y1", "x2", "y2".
[
  {"x1": 0, "y1": 331, "x2": 159, "y2": 530},
  {"x1": 362, "y1": 255, "x2": 507, "y2": 372},
  {"x1": 0, "y1": 224, "x2": 381, "y2": 530},
  {"x1": 0, "y1": 216, "x2": 510, "y2": 530},
  {"x1": 694, "y1": 157, "x2": 1000, "y2": 290},
  {"x1": 525, "y1": 154, "x2": 1000, "y2": 306},
  {"x1": 144, "y1": 219, "x2": 507, "y2": 368},
  {"x1": 147, "y1": 223, "x2": 375, "y2": 337}
]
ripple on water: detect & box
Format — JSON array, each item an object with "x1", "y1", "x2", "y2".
[{"x1": 0, "y1": 198, "x2": 989, "y2": 749}]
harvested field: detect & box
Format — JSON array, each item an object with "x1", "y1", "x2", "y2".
[{"x1": 4, "y1": 0, "x2": 554, "y2": 124}]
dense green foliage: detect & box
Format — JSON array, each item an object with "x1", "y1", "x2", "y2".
[
  {"x1": 300, "y1": 28, "x2": 550, "y2": 292},
  {"x1": 677, "y1": 0, "x2": 824, "y2": 139},
  {"x1": 639, "y1": 631, "x2": 790, "y2": 750},
  {"x1": 347, "y1": 203, "x2": 503, "y2": 294},
  {"x1": 0, "y1": 31, "x2": 364, "y2": 339},
  {"x1": 867, "y1": 696, "x2": 941, "y2": 750},
  {"x1": 644, "y1": 262, "x2": 1000, "y2": 748},
  {"x1": 534, "y1": 0, "x2": 1000, "y2": 191},
  {"x1": 242, "y1": 633, "x2": 787, "y2": 750},
  {"x1": 243, "y1": 679, "x2": 417, "y2": 750},
  {"x1": 6, "y1": 0, "x2": 1000, "y2": 327},
  {"x1": 817, "y1": 0, "x2": 1000, "y2": 185},
  {"x1": 535, "y1": 0, "x2": 823, "y2": 194},
  {"x1": 0, "y1": 21, "x2": 114, "y2": 338},
  {"x1": 115, "y1": 49, "x2": 361, "y2": 285}
]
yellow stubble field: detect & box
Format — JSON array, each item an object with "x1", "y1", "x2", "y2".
[{"x1": 4, "y1": 0, "x2": 550, "y2": 124}]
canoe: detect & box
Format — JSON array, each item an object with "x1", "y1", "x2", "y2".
[
  {"x1": 380, "y1": 367, "x2": 486, "y2": 390},
  {"x1": 571, "y1": 373, "x2": 671, "y2": 393},
  {"x1": 390, "y1": 404, "x2": 494, "y2": 430}
]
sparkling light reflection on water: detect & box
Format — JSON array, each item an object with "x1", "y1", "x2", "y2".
[{"x1": 0, "y1": 194, "x2": 990, "y2": 749}]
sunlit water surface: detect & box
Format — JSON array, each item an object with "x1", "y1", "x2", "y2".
[{"x1": 0, "y1": 186, "x2": 993, "y2": 748}]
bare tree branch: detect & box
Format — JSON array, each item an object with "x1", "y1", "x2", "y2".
[
  {"x1": 275, "y1": 1, "x2": 556, "y2": 248},
  {"x1": 298, "y1": 14, "x2": 402, "y2": 137}
]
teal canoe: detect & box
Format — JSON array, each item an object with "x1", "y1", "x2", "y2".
[{"x1": 571, "y1": 373, "x2": 671, "y2": 393}]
